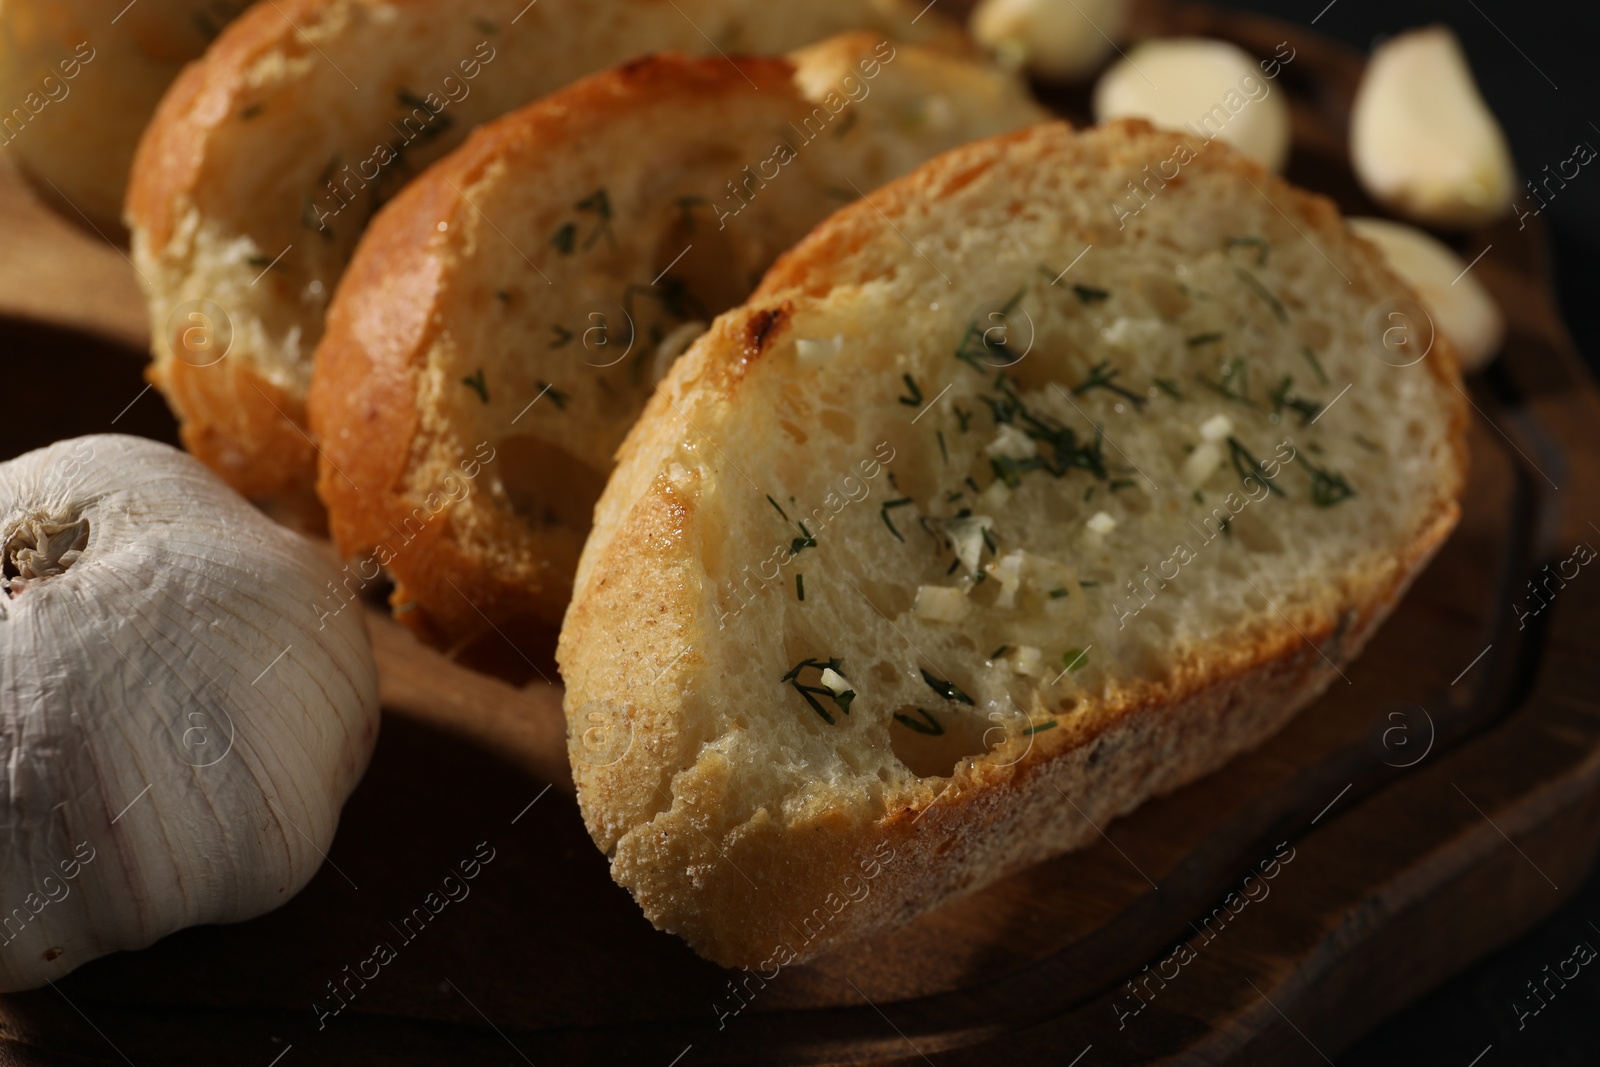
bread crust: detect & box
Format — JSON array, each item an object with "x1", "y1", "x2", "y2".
[
  {"x1": 559, "y1": 120, "x2": 1468, "y2": 966},
  {"x1": 309, "y1": 39, "x2": 1045, "y2": 644},
  {"x1": 124, "y1": 0, "x2": 969, "y2": 503}
]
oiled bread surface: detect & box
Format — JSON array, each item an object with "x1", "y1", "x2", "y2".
[
  {"x1": 558, "y1": 120, "x2": 1467, "y2": 967},
  {"x1": 308, "y1": 35, "x2": 1046, "y2": 644},
  {"x1": 126, "y1": 0, "x2": 965, "y2": 503}
]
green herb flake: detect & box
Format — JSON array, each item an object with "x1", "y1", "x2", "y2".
[
  {"x1": 1072, "y1": 284, "x2": 1110, "y2": 304},
  {"x1": 937, "y1": 431, "x2": 949, "y2": 465},
  {"x1": 1022, "y1": 720, "x2": 1059, "y2": 735},
  {"x1": 767, "y1": 494, "x2": 790, "y2": 521},
  {"x1": 920, "y1": 668, "x2": 974, "y2": 706},
  {"x1": 880, "y1": 498, "x2": 914, "y2": 542},
  {"x1": 1049, "y1": 587, "x2": 1069, "y2": 599},
  {"x1": 1235, "y1": 268, "x2": 1287, "y2": 323},
  {"x1": 893, "y1": 708, "x2": 944, "y2": 736},
  {"x1": 549, "y1": 324, "x2": 573, "y2": 348},
  {"x1": 1353, "y1": 433, "x2": 1381, "y2": 454},
  {"x1": 954, "y1": 406, "x2": 974, "y2": 433},
  {"x1": 1300, "y1": 345, "x2": 1330, "y2": 386},
  {"x1": 1072, "y1": 360, "x2": 1146, "y2": 407},
  {"x1": 550, "y1": 223, "x2": 577, "y2": 255},
  {"x1": 1154, "y1": 378, "x2": 1184, "y2": 400},
  {"x1": 1186, "y1": 332, "x2": 1225, "y2": 347},
  {"x1": 1110, "y1": 479, "x2": 1136, "y2": 493},
  {"x1": 1198, "y1": 357, "x2": 1254, "y2": 407},
  {"x1": 1061, "y1": 648, "x2": 1089, "y2": 672},
  {"x1": 1226, "y1": 236, "x2": 1271, "y2": 266},
  {"x1": 796, "y1": 573, "x2": 805, "y2": 601},
  {"x1": 898, "y1": 373, "x2": 924, "y2": 407},
  {"x1": 955, "y1": 289, "x2": 1027, "y2": 373},
  {"x1": 462, "y1": 369, "x2": 489, "y2": 403},
  {"x1": 790, "y1": 521, "x2": 818, "y2": 556},
  {"x1": 1227, "y1": 436, "x2": 1284, "y2": 496},
  {"x1": 781, "y1": 657, "x2": 854, "y2": 724},
  {"x1": 574, "y1": 188, "x2": 616, "y2": 250},
  {"x1": 1269, "y1": 376, "x2": 1322, "y2": 426},
  {"x1": 535, "y1": 381, "x2": 568, "y2": 410},
  {"x1": 1305, "y1": 458, "x2": 1356, "y2": 507},
  {"x1": 990, "y1": 645, "x2": 1010, "y2": 660}
]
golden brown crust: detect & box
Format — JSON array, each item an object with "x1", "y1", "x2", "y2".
[
  {"x1": 311, "y1": 53, "x2": 808, "y2": 643},
  {"x1": 125, "y1": 0, "x2": 972, "y2": 503},
  {"x1": 310, "y1": 40, "x2": 1045, "y2": 645},
  {"x1": 559, "y1": 119, "x2": 1469, "y2": 966}
]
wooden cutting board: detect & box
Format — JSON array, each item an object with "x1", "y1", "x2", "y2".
[{"x1": 2, "y1": 2, "x2": 1597, "y2": 1064}]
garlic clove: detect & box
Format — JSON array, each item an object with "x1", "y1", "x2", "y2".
[
  {"x1": 0, "y1": 435, "x2": 379, "y2": 991},
  {"x1": 1350, "y1": 216, "x2": 1506, "y2": 372},
  {"x1": 970, "y1": 0, "x2": 1130, "y2": 81},
  {"x1": 1349, "y1": 26, "x2": 1516, "y2": 228},
  {"x1": 1093, "y1": 38, "x2": 1292, "y2": 172}
]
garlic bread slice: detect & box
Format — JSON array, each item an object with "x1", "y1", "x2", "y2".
[
  {"x1": 309, "y1": 36, "x2": 1046, "y2": 645},
  {"x1": 127, "y1": 0, "x2": 967, "y2": 506},
  {"x1": 558, "y1": 119, "x2": 1467, "y2": 966}
]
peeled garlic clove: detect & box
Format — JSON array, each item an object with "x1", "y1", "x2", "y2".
[
  {"x1": 1093, "y1": 38, "x2": 1291, "y2": 171},
  {"x1": 971, "y1": 0, "x2": 1130, "y2": 81},
  {"x1": 0, "y1": 436, "x2": 379, "y2": 991},
  {"x1": 1350, "y1": 27, "x2": 1515, "y2": 228},
  {"x1": 1350, "y1": 217, "x2": 1505, "y2": 372}
]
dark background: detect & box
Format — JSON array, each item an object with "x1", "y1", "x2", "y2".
[{"x1": 1234, "y1": 2, "x2": 1600, "y2": 1062}]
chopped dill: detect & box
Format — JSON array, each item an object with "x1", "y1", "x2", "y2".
[
  {"x1": 796, "y1": 574, "x2": 805, "y2": 601},
  {"x1": 1227, "y1": 436, "x2": 1284, "y2": 496},
  {"x1": 920, "y1": 669, "x2": 974, "y2": 706},
  {"x1": 990, "y1": 645, "x2": 1010, "y2": 659},
  {"x1": 462, "y1": 369, "x2": 489, "y2": 403},
  {"x1": 898, "y1": 373, "x2": 924, "y2": 407},
  {"x1": 781, "y1": 657, "x2": 853, "y2": 724},
  {"x1": 1154, "y1": 378, "x2": 1184, "y2": 400},
  {"x1": 1198, "y1": 357, "x2": 1254, "y2": 407},
  {"x1": 550, "y1": 222, "x2": 577, "y2": 255},
  {"x1": 1049, "y1": 587, "x2": 1069, "y2": 599},
  {"x1": 1022, "y1": 720, "x2": 1059, "y2": 735},
  {"x1": 767, "y1": 495, "x2": 790, "y2": 521},
  {"x1": 1236, "y1": 268, "x2": 1287, "y2": 323},
  {"x1": 1226, "y1": 236, "x2": 1271, "y2": 266},
  {"x1": 549, "y1": 324, "x2": 573, "y2": 348},
  {"x1": 1304, "y1": 457, "x2": 1356, "y2": 506},
  {"x1": 1072, "y1": 360, "x2": 1146, "y2": 407},
  {"x1": 1061, "y1": 648, "x2": 1089, "y2": 672},
  {"x1": 880, "y1": 498, "x2": 914, "y2": 542},
  {"x1": 1110, "y1": 479, "x2": 1136, "y2": 492},
  {"x1": 535, "y1": 381, "x2": 568, "y2": 410},
  {"x1": 937, "y1": 431, "x2": 949, "y2": 464},
  {"x1": 893, "y1": 708, "x2": 944, "y2": 736},
  {"x1": 1269, "y1": 376, "x2": 1322, "y2": 426},
  {"x1": 1299, "y1": 345, "x2": 1329, "y2": 385},
  {"x1": 1072, "y1": 284, "x2": 1110, "y2": 304},
  {"x1": 1186, "y1": 332, "x2": 1225, "y2": 347},
  {"x1": 954, "y1": 406, "x2": 974, "y2": 433},
  {"x1": 790, "y1": 521, "x2": 817, "y2": 556}
]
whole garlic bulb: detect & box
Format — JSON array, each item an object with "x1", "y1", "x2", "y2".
[
  {"x1": 1350, "y1": 26, "x2": 1515, "y2": 228},
  {"x1": 0, "y1": 436, "x2": 378, "y2": 990}
]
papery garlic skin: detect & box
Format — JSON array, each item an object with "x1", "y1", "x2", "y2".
[
  {"x1": 1350, "y1": 216, "x2": 1506, "y2": 372},
  {"x1": 1350, "y1": 26, "x2": 1515, "y2": 228},
  {"x1": 0, "y1": 436, "x2": 379, "y2": 991},
  {"x1": 971, "y1": 0, "x2": 1129, "y2": 81}
]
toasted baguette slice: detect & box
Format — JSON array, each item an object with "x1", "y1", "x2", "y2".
[
  {"x1": 307, "y1": 35, "x2": 1046, "y2": 647},
  {"x1": 0, "y1": 0, "x2": 244, "y2": 236},
  {"x1": 558, "y1": 119, "x2": 1468, "y2": 967},
  {"x1": 125, "y1": 0, "x2": 966, "y2": 508}
]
